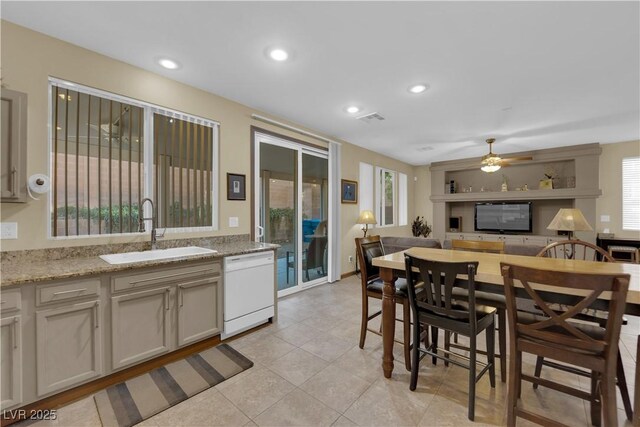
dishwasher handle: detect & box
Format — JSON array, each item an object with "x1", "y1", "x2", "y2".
[{"x1": 225, "y1": 252, "x2": 274, "y2": 272}]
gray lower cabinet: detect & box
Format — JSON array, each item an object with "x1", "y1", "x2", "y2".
[
  {"x1": 1, "y1": 315, "x2": 22, "y2": 409},
  {"x1": 35, "y1": 300, "x2": 101, "y2": 396},
  {"x1": 177, "y1": 277, "x2": 222, "y2": 347},
  {"x1": 111, "y1": 286, "x2": 172, "y2": 370}
]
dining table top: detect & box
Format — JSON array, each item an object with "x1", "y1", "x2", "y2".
[{"x1": 372, "y1": 247, "x2": 640, "y2": 308}]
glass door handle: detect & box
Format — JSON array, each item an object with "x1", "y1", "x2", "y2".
[{"x1": 256, "y1": 225, "x2": 264, "y2": 239}]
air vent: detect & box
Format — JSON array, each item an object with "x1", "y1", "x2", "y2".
[{"x1": 357, "y1": 112, "x2": 385, "y2": 123}]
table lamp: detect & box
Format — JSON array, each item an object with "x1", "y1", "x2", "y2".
[
  {"x1": 547, "y1": 208, "x2": 593, "y2": 240},
  {"x1": 357, "y1": 210, "x2": 377, "y2": 237}
]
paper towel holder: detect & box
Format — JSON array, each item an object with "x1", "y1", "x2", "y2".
[{"x1": 27, "y1": 174, "x2": 50, "y2": 200}]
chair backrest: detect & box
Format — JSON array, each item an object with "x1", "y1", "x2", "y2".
[
  {"x1": 355, "y1": 235, "x2": 384, "y2": 284},
  {"x1": 404, "y1": 255, "x2": 480, "y2": 327},
  {"x1": 314, "y1": 220, "x2": 328, "y2": 236},
  {"x1": 537, "y1": 240, "x2": 614, "y2": 262},
  {"x1": 500, "y1": 262, "x2": 629, "y2": 360},
  {"x1": 306, "y1": 236, "x2": 327, "y2": 269},
  {"x1": 452, "y1": 239, "x2": 505, "y2": 254}
]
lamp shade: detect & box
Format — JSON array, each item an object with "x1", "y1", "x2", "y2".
[
  {"x1": 357, "y1": 210, "x2": 377, "y2": 225},
  {"x1": 547, "y1": 208, "x2": 593, "y2": 232}
]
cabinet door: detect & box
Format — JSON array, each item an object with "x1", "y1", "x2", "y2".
[
  {"x1": 1, "y1": 316, "x2": 22, "y2": 409},
  {"x1": 36, "y1": 301, "x2": 101, "y2": 396},
  {"x1": 523, "y1": 236, "x2": 548, "y2": 247},
  {"x1": 111, "y1": 286, "x2": 172, "y2": 370},
  {"x1": 177, "y1": 277, "x2": 221, "y2": 347},
  {"x1": 503, "y1": 236, "x2": 525, "y2": 245},
  {"x1": 1, "y1": 89, "x2": 27, "y2": 202}
]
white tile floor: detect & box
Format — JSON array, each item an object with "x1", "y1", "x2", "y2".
[{"x1": 24, "y1": 276, "x2": 637, "y2": 426}]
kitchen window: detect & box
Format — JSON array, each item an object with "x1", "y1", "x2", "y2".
[{"x1": 49, "y1": 79, "x2": 218, "y2": 237}]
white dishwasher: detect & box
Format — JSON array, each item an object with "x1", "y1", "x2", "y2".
[{"x1": 222, "y1": 251, "x2": 275, "y2": 339}]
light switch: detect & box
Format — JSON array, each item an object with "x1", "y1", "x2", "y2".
[
  {"x1": 600, "y1": 215, "x2": 610, "y2": 223},
  {"x1": 0, "y1": 222, "x2": 18, "y2": 239},
  {"x1": 229, "y1": 217, "x2": 239, "y2": 228}
]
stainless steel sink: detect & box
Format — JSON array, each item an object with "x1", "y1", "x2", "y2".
[{"x1": 99, "y1": 246, "x2": 217, "y2": 265}]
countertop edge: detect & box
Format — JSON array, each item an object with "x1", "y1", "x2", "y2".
[{"x1": 1, "y1": 245, "x2": 277, "y2": 288}]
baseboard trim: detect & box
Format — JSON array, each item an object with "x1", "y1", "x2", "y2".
[{"x1": 341, "y1": 270, "x2": 357, "y2": 279}]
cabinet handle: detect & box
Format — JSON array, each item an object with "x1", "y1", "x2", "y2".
[
  {"x1": 11, "y1": 167, "x2": 17, "y2": 196},
  {"x1": 94, "y1": 302, "x2": 99, "y2": 329},
  {"x1": 52, "y1": 288, "x2": 87, "y2": 297},
  {"x1": 165, "y1": 289, "x2": 170, "y2": 310},
  {"x1": 12, "y1": 317, "x2": 18, "y2": 349}
]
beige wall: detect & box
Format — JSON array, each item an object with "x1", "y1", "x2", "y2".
[
  {"x1": 597, "y1": 140, "x2": 640, "y2": 239},
  {"x1": 0, "y1": 21, "x2": 415, "y2": 276},
  {"x1": 340, "y1": 143, "x2": 414, "y2": 273},
  {"x1": 413, "y1": 165, "x2": 433, "y2": 227}
]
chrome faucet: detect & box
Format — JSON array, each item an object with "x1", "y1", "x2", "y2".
[{"x1": 139, "y1": 198, "x2": 164, "y2": 250}]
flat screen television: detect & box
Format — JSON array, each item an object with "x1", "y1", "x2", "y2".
[{"x1": 474, "y1": 202, "x2": 532, "y2": 233}]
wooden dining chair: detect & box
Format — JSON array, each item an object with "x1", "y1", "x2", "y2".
[
  {"x1": 537, "y1": 240, "x2": 614, "y2": 262},
  {"x1": 536, "y1": 240, "x2": 633, "y2": 424},
  {"x1": 449, "y1": 239, "x2": 507, "y2": 383},
  {"x1": 500, "y1": 262, "x2": 630, "y2": 427},
  {"x1": 404, "y1": 255, "x2": 496, "y2": 421},
  {"x1": 355, "y1": 236, "x2": 414, "y2": 371}
]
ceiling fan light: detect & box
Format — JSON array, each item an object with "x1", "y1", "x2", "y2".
[{"x1": 481, "y1": 164, "x2": 501, "y2": 173}]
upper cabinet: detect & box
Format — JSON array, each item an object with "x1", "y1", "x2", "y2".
[{"x1": 1, "y1": 88, "x2": 28, "y2": 203}]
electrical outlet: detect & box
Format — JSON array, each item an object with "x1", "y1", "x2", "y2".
[
  {"x1": 600, "y1": 215, "x2": 610, "y2": 223},
  {"x1": 348, "y1": 255, "x2": 353, "y2": 263},
  {"x1": 228, "y1": 217, "x2": 239, "y2": 228},
  {"x1": 0, "y1": 222, "x2": 18, "y2": 239}
]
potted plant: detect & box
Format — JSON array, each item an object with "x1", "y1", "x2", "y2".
[{"x1": 411, "y1": 216, "x2": 432, "y2": 238}]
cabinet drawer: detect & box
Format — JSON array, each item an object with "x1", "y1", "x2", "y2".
[
  {"x1": 37, "y1": 279, "x2": 101, "y2": 306},
  {"x1": 111, "y1": 262, "x2": 220, "y2": 293},
  {"x1": 0, "y1": 289, "x2": 21, "y2": 313}
]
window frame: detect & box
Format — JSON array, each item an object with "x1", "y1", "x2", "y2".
[{"x1": 47, "y1": 78, "x2": 219, "y2": 239}]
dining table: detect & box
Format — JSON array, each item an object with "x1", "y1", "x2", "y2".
[{"x1": 372, "y1": 247, "x2": 640, "y2": 423}]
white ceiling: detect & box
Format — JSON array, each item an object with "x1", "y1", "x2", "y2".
[{"x1": 3, "y1": 1, "x2": 639, "y2": 165}]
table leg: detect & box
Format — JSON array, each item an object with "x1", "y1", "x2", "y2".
[{"x1": 380, "y1": 266, "x2": 397, "y2": 378}]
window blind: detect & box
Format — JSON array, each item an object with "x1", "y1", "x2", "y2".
[
  {"x1": 152, "y1": 112, "x2": 215, "y2": 229},
  {"x1": 622, "y1": 156, "x2": 640, "y2": 231},
  {"x1": 398, "y1": 173, "x2": 407, "y2": 226},
  {"x1": 359, "y1": 162, "x2": 374, "y2": 213},
  {"x1": 51, "y1": 84, "x2": 144, "y2": 236}
]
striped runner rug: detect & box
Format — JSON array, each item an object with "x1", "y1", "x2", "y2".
[{"x1": 94, "y1": 344, "x2": 253, "y2": 427}]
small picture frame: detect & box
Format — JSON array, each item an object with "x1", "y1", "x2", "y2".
[
  {"x1": 227, "y1": 173, "x2": 246, "y2": 201},
  {"x1": 341, "y1": 179, "x2": 358, "y2": 204}
]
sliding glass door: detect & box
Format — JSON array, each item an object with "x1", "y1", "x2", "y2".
[{"x1": 254, "y1": 132, "x2": 329, "y2": 296}]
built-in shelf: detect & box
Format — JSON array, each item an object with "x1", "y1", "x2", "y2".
[
  {"x1": 429, "y1": 143, "x2": 602, "y2": 242},
  {"x1": 430, "y1": 188, "x2": 602, "y2": 203}
]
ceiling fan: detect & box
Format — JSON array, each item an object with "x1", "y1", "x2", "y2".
[{"x1": 480, "y1": 138, "x2": 533, "y2": 173}]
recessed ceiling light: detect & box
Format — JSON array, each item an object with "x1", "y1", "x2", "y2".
[
  {"x1": 269, "y1": 48, "x2": 289, "y2": 62},
  {"x1": 408, "y1": 83, "x2": 430, "y2": 94},
  {"x1": 158, "y1": 58, "x2": 180, "y2": 70},
  {"x1": 346, "y1": 106, "x2": 360, "y2": 114}
]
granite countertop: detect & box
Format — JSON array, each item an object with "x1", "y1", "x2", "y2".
[{"x1": 0, "y1": 236, "x2": 278, "y2": 288}]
